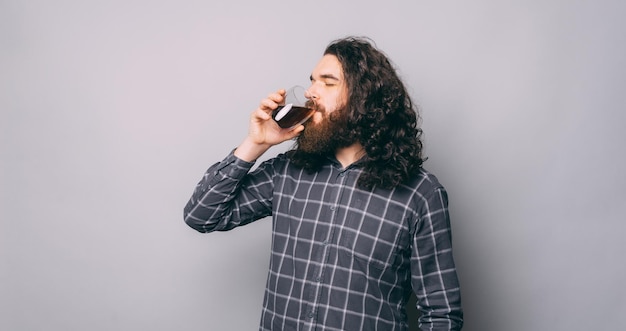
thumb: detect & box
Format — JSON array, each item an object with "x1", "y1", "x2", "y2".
[{"x1": 284, "y1": 125, "x2": 305, "y2": 139}]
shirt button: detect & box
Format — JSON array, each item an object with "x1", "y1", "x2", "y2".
[
  {"x1": 330, "y1": 206, "x2": 335, "y2": 211},
  {"x1": 322, "y1": 240, "x2": 329, "y2": 246},
  {"x1": 308, "y1": 312, "x2": 314, "y2": 318},
  {"x1": 316, "y1": 277, "x2": 322, "y2": 282}
]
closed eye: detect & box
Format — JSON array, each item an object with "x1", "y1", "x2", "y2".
[{"x1": 310, "y1": 74, "x2": 340, "y2": 84}]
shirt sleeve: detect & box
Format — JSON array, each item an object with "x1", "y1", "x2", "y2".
[
  {"x1": 183, "y1": 151, "x2": 276, "y2": 233},
  {"x1": 411, "y1": 187, "x2": 464, "y2": 330}
]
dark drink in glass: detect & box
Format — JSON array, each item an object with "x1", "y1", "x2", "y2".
[
  {"x1": 271, "y1": 85, "x2": 314, "y2": 129},
  {"x1": 272, "y1": 104, "x2": 315, "y2": 128}
]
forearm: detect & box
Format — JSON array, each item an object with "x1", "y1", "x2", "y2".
[
  {"x1": 183, "y1": 152, "x2": 262, "y2": 233},
  {"x1": 414, "y1": 250, "x2": 463, "y2": 330},
  {"x1": 234, "y1": 136, "x2": 272, "y2": 163},
  {"x1": 417, "y1": 301, "x2": 463, "y2": 331},
  {"x1": 414, "y1": 257, "x2": 463, "y2": 330}
]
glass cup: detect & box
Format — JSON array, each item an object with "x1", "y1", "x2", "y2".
[{"x1": 272, "y1": 85, "x2": 315, "y2": 129}]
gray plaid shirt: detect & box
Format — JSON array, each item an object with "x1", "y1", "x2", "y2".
[{"x1": 184, "y1": 151, "x2": 463, "y2": 330}]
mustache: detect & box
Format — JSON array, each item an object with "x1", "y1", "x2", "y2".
[
  {"x1": 304, "y1": 100, "x2": 326, "y2": 114},
  {"x1": 305, "y1": 100, "x2": 323, "y2": 113}
]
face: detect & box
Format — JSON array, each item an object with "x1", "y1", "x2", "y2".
[
  {"x1": 305, "y1": 54, "x2": 348, "y2": 124},
  {"x1": 296, "y1": 54, "x2": 353, "y2": 154}
]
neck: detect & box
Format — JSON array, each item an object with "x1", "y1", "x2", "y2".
[{"x1": 335, "y1": 143, "x2": 365, "y2": 168}]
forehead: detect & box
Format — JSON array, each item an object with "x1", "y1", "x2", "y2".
[{"x1": 311, "y1": 54, "x2": 344, "y2": 80}]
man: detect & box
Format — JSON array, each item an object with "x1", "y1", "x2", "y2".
[{"x1": 184, "y1": 36, "x2": 463, "y2": 330}]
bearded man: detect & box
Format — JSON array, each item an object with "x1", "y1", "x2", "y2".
[{"x1": 184, "y1": 36, "x2": 464, "y2": 331}]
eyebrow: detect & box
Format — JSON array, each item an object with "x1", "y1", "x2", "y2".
[{"x1": 310, "y1": 74, "x2": 340, "y2": 81}]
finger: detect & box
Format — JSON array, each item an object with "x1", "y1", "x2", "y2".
[
  {"x1": 268, "y1": 89, "x2": 287, "y2": 103},
  {"x1": 254, "y1": 107, "x2": 272, "y2": 120},
  {"x1": 286, "y1": 124, "x2": 305, "y2": 137},
  {"x1": 259, "y1": 98, "x2": 279, "y2": 111},
  {"x1": 293, "y1": 124, "x2": 305, "y2": 134}
]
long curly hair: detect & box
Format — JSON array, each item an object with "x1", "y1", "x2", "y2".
[{"x1": 290, "y1": 36, "x2": 425, "y2": 190}]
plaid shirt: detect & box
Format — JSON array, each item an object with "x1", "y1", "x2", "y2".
[{"x1": 184, "y1": 151, "x2": 463, "y2": 330}]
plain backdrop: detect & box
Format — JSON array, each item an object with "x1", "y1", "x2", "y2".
[{"x1": 2, "y1": 1, "x2": 625, "y2": 330}]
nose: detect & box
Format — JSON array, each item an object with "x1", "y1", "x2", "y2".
[{"x1": 305, "y1": 86, "x2": 318, "y2": 100}]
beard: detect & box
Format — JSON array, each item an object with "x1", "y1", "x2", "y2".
[{"x1": 295, "y1": 105, "x2": 355, "y2": 155}]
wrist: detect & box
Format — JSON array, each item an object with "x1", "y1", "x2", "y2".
[{"x1": 234, "y1": 137, "x2": 271, "y2": 162}]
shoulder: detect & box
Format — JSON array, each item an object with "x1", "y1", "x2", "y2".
[
  {"x1": 401, "y1": 167, "x2": 446, "y2": 198},
  {"x1": 392, "y1": 167, "x2": 450, "y2": 215}
]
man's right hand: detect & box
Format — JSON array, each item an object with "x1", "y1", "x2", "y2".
[{"x1": 234, "y1": 89, "x2": 305, "y2": 162}]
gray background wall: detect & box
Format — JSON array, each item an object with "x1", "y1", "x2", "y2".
[{"x1": 2, "y1": 1, "x2": 625, "y2": 330}]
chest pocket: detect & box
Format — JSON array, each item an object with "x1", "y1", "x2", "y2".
[{"x1": 338, "y1": 196, "x2": 410, "y2": 273}]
